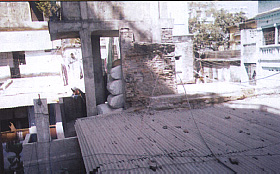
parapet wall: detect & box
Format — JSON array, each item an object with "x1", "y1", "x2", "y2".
[{"x1": 22, "y1": 137, "x2": 85, "y2": 174}]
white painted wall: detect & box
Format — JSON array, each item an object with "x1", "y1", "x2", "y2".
[
  {"x1": 167, "y1": 1, "x2": 189, "y2": 36},
  {"x1": 0, "y1": 30, "x2": 61, "y2": 52},
  {"x1": 20, "y1": 50, "x2": 62, "y2": 77},
  {"x1": 0, "y1": 66, "x2": 11, "y2": 80}
]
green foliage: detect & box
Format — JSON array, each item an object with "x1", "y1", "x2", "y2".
[
  {"x1": 189, "y1": 6, "x2": 247, "y2": 51},
  {"x1": 35, "y1": 1, "x2": 60, "y2": 19}
]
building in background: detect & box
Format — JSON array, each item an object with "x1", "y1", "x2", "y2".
[
  {"x1": 240, "y1": 19, "x2": 258, "y2": 85},
  {"x1": 0, "y1": 2, "x2": 87, "y2": 173},
  {"x1": 255, "y1": 1, "x2": 280, "y2": 88}
]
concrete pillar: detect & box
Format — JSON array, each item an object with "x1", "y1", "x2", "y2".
[
  {"x1": 119, "y1": 28, "x2": 134, "y2": 109},
  {"x1": 275, "y1": 23, "x2": 278, "y2": 45},
  {"x1": 79, "y1": 29, "x2": 97, "y2": 116},
  {"x1": 33, "y1": 98, "x2": 51, "y2": 174},
  {"x1": 174, "y1": 36, "x2": 194, "y2": 84},
  {"x1": 34, "y1": 98, "x2": 50, "y2": 142},
  {"x1": 91, "y1": 35, "x2": 106, "y2": 105}
]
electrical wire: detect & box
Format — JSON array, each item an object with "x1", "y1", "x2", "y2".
[
  {"x1": 240, "y1": 71, "x2": 280, "y2": 84},
  {"x1": 176, "y1": 72, "x2": 237, "y2": 174}
]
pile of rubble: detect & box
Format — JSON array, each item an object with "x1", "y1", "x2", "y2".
[{"x1": 97, "y1": 60, "x2": 124, "y2": 114}]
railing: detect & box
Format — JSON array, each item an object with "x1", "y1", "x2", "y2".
[
  {"x1": 259, "y1": 45, "x2": 280, "y2": 60},
  {"x1": 260, "y1": 45, "x2": 280, "y2": 54}
]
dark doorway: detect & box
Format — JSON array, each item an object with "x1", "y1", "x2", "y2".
[
  {"x1": 10, "y1": 52, "x2": 25, "y2": 79},
  {"x1": 245, "y1": 63, "x2": 256, "y2": 85}
]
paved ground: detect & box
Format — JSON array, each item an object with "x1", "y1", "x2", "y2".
[
  {"x1": 75, "y1": 93, "x2": 280, "y2": 173},
  {"x1": 178, "y1": 82, "x2": 252, "y2": 95},
  {"x1": 1, "y1": 75, "x2": 279, "y2": 109},
  {"x1": 222, "y1": 93, "x2": 280, "y2": 115}
]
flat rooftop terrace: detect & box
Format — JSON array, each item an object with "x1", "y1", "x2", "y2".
[{"x1": 75, "y1": 100, "x2": 280, "y2": 173}]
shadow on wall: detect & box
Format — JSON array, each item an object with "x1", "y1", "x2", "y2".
[
  {"x1": 57, "y1": 2, "x2": 177, "y2": 108},
  {"x1": 75, "y1": 2, "x2": 177, "y2": 108},
  {"x1": 84, "y1": 1, "x2": 152, "y2": 42},
  {"x1": 105, "y1": 1, "x2": 152, "y2": 42}
]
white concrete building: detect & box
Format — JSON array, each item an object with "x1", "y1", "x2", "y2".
[
  {"x1": 255, "y1": 2, "x2": 280, "y2": 88},
  {"x1": 0, "y1": 2, "x2": 62, "y2": 82}
]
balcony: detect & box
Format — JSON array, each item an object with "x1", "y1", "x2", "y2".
[{"x1": 259, "y1": 45, "x2": 280, "y2": 60}]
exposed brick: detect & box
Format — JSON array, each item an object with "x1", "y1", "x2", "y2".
[{"x1": 122, "y1": 43, "x2": 176, "y2": 107}]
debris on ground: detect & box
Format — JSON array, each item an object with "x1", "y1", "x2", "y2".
[{"x1": 229, "y1": 157, "x2": 239, "y2": 165}]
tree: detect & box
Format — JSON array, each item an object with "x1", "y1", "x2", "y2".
[
  {"x1": 189, "y1": 6, "x2": 247, "y2": 52},
  {"x1": 35, "y1": 1, "x2": 60, "y2": 20}
]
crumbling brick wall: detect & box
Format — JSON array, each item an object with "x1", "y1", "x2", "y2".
[{"x1": 122, "y1": 43, "x2": 176, "y2": 107}]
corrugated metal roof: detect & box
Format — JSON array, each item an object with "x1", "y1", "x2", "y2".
[{"x1": 75, "y1": 105, "x2": 280, "y2": 173}]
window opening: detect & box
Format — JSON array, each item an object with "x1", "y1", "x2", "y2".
[{"x1": 263, "y1": 27, "x2": 275, "y2": 45}]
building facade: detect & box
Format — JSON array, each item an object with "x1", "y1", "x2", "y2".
[
  {"x1": 0, "y1": 3, "x2": 86, "y2": 173},
  {"x1": 240, "y1": 19, "x2": 258, "y2": 85},
  {"x1": 255, "y1": 2, "x2": 280, "y2": 87},
  {"x1": 49, "y1": 1, "x2": 194, "y2": 116}
]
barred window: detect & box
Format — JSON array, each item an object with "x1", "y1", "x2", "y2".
[{"x1": 263, "y1": 27, "x2": 275, "y2": 45}]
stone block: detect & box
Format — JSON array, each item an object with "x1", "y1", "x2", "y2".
[
  {"x1": 97, "y1": 103, "x2": 114, "y2": 114},
  {"x1": 107, "y1": 80, "x2": 123, "y2": 95},
  {"x1": 97, "y1": 103, "x2": 124, "y2": 115},
  {"x1": 107, "y1": 94, "x2": 124, "y2": 109},
  {"x1": 110, "y1": 65, "x2": 122, "y2": 80}
]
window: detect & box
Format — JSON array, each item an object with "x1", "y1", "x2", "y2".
[
  {"x1": 13, "y1": 52, "x2": 26, "y2": 65},
  {"x1": 10, "y1": 52, "x2": 25, "y2": 78},
  {"x1": 263, "y1": 27, "x2": 275, "y2": 45}
]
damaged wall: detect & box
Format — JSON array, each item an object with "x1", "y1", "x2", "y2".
[
  {"x1": 49, "y1": 1, "x2": 193, "y2": 114},
  {"x1": 120, "y1": 28, "x2": 176, "y2": 107}
]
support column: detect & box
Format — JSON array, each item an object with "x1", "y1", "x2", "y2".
[
  {"x1": 119, "y1": 28, "x2": 134, "y2": 109},
  {"x1": 33, "y1": 98, "x2": 51, "y2": 173},
  {"x1": 275, "y1": 23, "x2": 278, "y2": 45},
  {"x1": 34, "y1": 98, "x2": 50, "y2": 143},
  {"x1": 91, "y1": 35, "x2": 106, "y2": 105},
  {"x1": 174, "y1": 36, "x2": 194, "y2": 84},
  {"x1": 80, "y1": 29, "x2": 97, "y2": 116}
]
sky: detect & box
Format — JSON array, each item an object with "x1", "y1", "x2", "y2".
[
  {"x1": 215, "y1": 1, "x2": 258, "y2": 19},
  {"x1": 188, "y1": 1, "x2": 259, "y2": 19}
]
